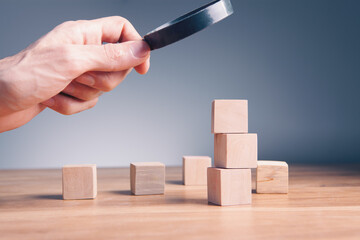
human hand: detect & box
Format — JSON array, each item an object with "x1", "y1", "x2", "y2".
[{"x1": 0, "y1": 16, "x2": 150, "y2": 132}]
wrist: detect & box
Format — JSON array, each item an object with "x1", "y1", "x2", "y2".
[{"x1": 0, "y1": 55, "x2": 19, "y2": 116}]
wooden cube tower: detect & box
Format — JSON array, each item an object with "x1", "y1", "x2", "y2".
[
  {"x1": 183, "y1": 156, "x2": 212, "y2": 185},
  {"x1": 214, "y1": 133, "x2": 257, "y2": 168},
  {"x1": 207, "y1": 168, "x2": 252, "y2": 205},
  {"x1": 130, "y1": 162, "x2": 165, "y2": 195},
  {"x1": 62, "y1": 164, "x2": 97, "y2": 200},
  {"x1": 212, "y1": 99, "x2": 248, "y2": 134},
  {"x1": 208, "y1": 99, "x2": 257, "y2": 206},
  {"x1": 256, "y1": 160, "x2": 288, "y2": 193}
]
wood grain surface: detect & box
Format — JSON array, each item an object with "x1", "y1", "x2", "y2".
[
  {"x1": 1, "y1": 164, "x2": 360, "y2": 240},
  {"x1": 130, "y1": 162, "x2": 165, "y2": 195},
  {"x1": 207, "y1": 168, "x2": 252, "y2": 206},
  {"x1": 183, "y1": 156, "x2": 211, "y2": 186},
  {"x1": 211, "y1": 99, "x2": 248, "y2": 134},
  {"x1": 62, "y1": 164, "x2": 97, "y2": 200},
  {"x1": 256, "y1": 160, "x2": 288, "y2": 194},
  {"x1": 214, "y1": 133, "x2": 258, "y2": 168}
]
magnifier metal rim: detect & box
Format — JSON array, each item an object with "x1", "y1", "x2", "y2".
[{"x1": 143, "y1": 0, "x2": 233, "y2": 50}]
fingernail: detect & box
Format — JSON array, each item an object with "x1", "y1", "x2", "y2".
[
  {"x1": 42, "y1": 98, "x2": 55, "y2": 107},
  {"x1": 129, "y1": 41, "x2": 150, "y2": 59}
]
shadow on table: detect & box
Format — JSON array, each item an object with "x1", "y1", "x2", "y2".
[
  {"x1": 166, "y1": 180, "x2": 183, "y2": 185},
  {"x1": 164, "y1": 197, "x2": 207, "y2": 205},
  {"x1": 109, "y1": 190, "x2": 132, "y2": 195},
  {"x1": 31, "y1": 194, "x2": 63, "y2": 200},
  {"x1": 108, "y1": 190, "x2": 207, "y2": 205}
]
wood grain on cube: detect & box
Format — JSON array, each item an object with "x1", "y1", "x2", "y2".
[
  {"x1": 207, "y1": 168, "x2": 252, "y2": 206},
  {"x1": 211, "y1": 99, "x2": 248, "y2": 134},
  {"x1": 62, "y1": 164, "x2": 97, "y2": 200},
  {"x1": 130, "y1": 162, "x2": 165, "y2": 195},
  {"x1": 214, "y1": 133, "x2": 257, "y2": 168},
  {"x1": 256, "y1": 160, "x2": 288, "y2": 194},
  {"x1": 183, "y1": 156, "x2": 212, "y2": 185}
]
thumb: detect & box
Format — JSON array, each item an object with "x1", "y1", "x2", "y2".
[{"x1": 72, "y1": 40, "x2": 150, "y2": 73}]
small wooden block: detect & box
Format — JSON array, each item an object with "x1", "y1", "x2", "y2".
[
  {"x1": 211, "y1": 99, "x2": 248, "y2": 134},
  {"x1": 207, "y1": 168, "x2": 252, "y2": 206},
  {"x1": 130, "y1": 162, "x2": 165, "y2": 195},
  {"x1": 62, "y1": 164, "x2": 97, "y2": 200},
  {"x1": 214, "y1": 133, "x2": 257, "y2": 168},
  {"x1": 256, "y1": 160, "x2": 288, "y2": 193},
  {"x1": 183, "y1": 156, "x2": 212, "y2": 185}
]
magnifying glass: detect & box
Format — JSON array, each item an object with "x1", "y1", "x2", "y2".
[{"x1": 143, "y1": 0, "x2": 233, "y2": 50}]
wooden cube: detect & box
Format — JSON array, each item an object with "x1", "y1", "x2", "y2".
[
  {"x1": 256, "y1": 161, "x2": 288, "y2": 193},
  {"x1": 183, "y1": 156, "x2": 212, "y2": 185},
  {"x1": 130, "y1": 162, "x2": 165, "y2": 195},
  {"x1": 214, "y1": 133, "x2": 257, "y2": 168},
  {"x1": 211, "y1": 99, "x2": 248, "y2": 134},
  {"x1": 62, "y1": 164, "x2": 97, "y2": 200},
  {"x1": 207, "y1": 168, "x2": 252, "y2": 206}
]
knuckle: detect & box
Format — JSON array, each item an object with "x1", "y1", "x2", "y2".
[
  {"x1": 57, "y1": 45, "x2": 82, "y2": 76},
  {"x1": 103, "y1": 44, "x2": 125, "y2": 67},
  {"x1": 111, "y1": 16, "x2": 128, "y2": 24},
  {"x1": 122, "y1": 18, "x2": 131, "y2": 27},
  {"x1": 52, "y1": 20, "x2": 84, "y2": 42},
  {"x1": 57, "y1": 20, "x2": 76, "y2": 30},
  {"x1": 75, "y1": 19, "x2": 87, "y2": 25},
  {"x1": 99, "y1": 73, "x2": 117, "y2": 92}
]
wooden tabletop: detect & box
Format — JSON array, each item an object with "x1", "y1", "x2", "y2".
[{"x1": 1, "y1": 165, "x2": 360, "y2": 240}]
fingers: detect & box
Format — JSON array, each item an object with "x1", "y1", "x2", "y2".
[
  {"x1": 134, "y1": 56, "x2": 150, "y2": 75},
  {"x1": 88, "y1": 16, "x2": 151, "y2": 75},
  {"x1": 73, "y1": 16, "x2": 151, "y2": 74},
  {"x1": 108, "y1": 17, "x2": 150, "y2": 75},
  {"x1": 53, "y1": 16, "x2": 143, "y2": 45},
  {"x1": 89, "y1": 16, "x2": 143, "y2": 43},
  {"x1": 70, "y1": 40, "x2": 150, "y2": 74},
  {"x1": 54, "y1": 66, "x2": 133, "y2": 107},
  {"x1": 45, "y1": 68, "x2": 131, "y2": 114},
  {"x1": 62, "y1": 81, "x2": 103, "y2": 101},
  {"x1": 51, "y1": 16, "x2": 151, "y2": 79},
  {"x1": 41, "y1": 93, "x2": 98, "y2": 115},
  {"x1": 75, "y1": 69, "x2": 132, "y2": 92}
]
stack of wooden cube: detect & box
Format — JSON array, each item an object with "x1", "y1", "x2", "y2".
[{"x1": 207, "y1": 99, "x2": 257, "y2": 206}]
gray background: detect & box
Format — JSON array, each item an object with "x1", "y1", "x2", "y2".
[{"x1": 0, "y1": 0, "x2": 359, "y2": 169}]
